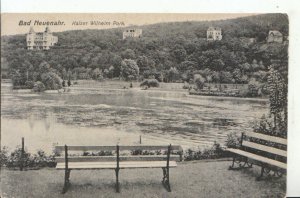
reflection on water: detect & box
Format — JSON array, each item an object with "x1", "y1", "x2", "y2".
[{"x1": 1, "y1": 81, "x2": 268, "y2": 153}]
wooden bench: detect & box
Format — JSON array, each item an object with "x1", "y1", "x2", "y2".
[
  {"x1": 55, "y1": 144, "x2": 183, "y2": 193},
  {"x1": 226, "y1": 131, "x2": 287, "y2": 180}
]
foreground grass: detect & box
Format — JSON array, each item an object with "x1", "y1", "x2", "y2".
[{"x1": 0, "y1": 161, "x2": 285, "y2": 198}]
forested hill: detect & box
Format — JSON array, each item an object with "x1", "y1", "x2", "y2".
[{"x1": 1, "y1": 13, "x2": 288, "y2": 85}]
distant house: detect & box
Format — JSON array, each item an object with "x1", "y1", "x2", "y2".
[
  {"x1": 207, "y1": 27, "x2": 222, "y2": 41},
  {"x1": 123, "y1": 28, "x2": 142, "y2": 39},
  {"x1": 26, "y1": 27, "x2": 58, "y2": 50},
  {"x1": 267, "y1": 30, "x2": 283, "y2": 43}
]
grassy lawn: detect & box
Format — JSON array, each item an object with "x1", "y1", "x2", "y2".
[{"x1": 0, "y1": 161, "x2": 285, "y2": 198}]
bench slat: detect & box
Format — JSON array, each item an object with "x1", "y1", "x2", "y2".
[
  {"x1": 242, "y1": 140, "x2": 287, "y2": 157},
  {"x1": 245, "y1": 132, "x2": 287, "y2": 145},
  {"x1": 55, "y1": 145, "x2": 183, "y2": 153},
  {"x1": 226, "y1": 148, "x2": 286, "y2": 169},
  {"x1": 56, "y1": 155, "x2": 181, "y2": 163},
  {"x1": 56, "y1": 161, "x2": 177, "y2": 170}
]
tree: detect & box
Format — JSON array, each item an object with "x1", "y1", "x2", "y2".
[
  {"x1": 210, "y1": 59, "x2": 225, "y2": 72},
  {"x1": 120, "y1": 59, "x2": 139, "y2": 81},
  {"x1": 167, "y1": 67, "x2": 179, "y2": 82},
  {"x1": 38, "y1": 61, "x2": 51, "y2": 74},
  {"x1": 194, "y1": 74, "x2": 205, "y2": 90},
  {"x1": 108, "y1": 66, "x2": 115, "y2": 78},
  {"x1": 248, "y1": 78, "x2": 261, "y2": 97},
  {"x1": 121, "y1": 49, "x2": 136, "y2": 59},
  {"x1": 41, "y1": 72, "x2": 62, "y2": 90},
  {"x1": 92, "y1": 68, "x2": 103, "y2": 80},
  {"x1": 137, "y1": 55, "x2": 155, "y2": 75},
  {"x1": 233, "y1": 68, "x2": 242, "y2": 84},
  {"x1": 267, "y1": 65, "x2": 287, "y2": 133},
  {"x1": 172, "y1": 45, "x2": 187, "y2": 63}
]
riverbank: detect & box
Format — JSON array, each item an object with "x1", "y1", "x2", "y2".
[{"x1": 0, "y1": 160, "x2": 285, "y2": 198}]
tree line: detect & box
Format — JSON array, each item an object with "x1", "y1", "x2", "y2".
[{"x1": 1, "y1": 14, "x2": 288, "y2": 90}]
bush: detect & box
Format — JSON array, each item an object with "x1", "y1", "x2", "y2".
[
  {"x1": 252, "y1": 114, "x2": 287, "y2": 138},
  {"x1": 1, "y1": 147, "x2": 57, "y2": 168},
  {"x1": 140, "y1": 79, "x2": 159, "y2": 88},
  {"x1": 32, "y1": 150, "x2": 56, "y2": 168},
  {"x1": 184, "y1": 142, "x2": 228, "y2": 161},
  {"x1": 25, "y1": 81, "x2": 35, "y2": 89},
  {"x1": 247, "y1": 78, "x2": 261, "y2": 97},
  {"x1": 194, "y1": 74, "x2": 205, "y2": 90},
  {"x1": 225, "y1": 132, "x2": 241, "y2": 148},
  {"x1": 32, "y1": 81, "x2": 46, "y2": 92},
  {"x1": 41, "y1": 72, "x2": 62, "y2": 90},
  {"x1": 82, "y1": 151, "x2": 113, "y2": 156},
  {"x1": 182, "y1": 82, "x2": 190, "y2": 89},
  {"x1": 5, "y1": 147, "x2": 34, "y2": 168},
  {"x1": 0, "y1": 147, "x2": 9, "y2": 166}
]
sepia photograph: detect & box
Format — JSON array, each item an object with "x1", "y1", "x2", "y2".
[{"x1": 0, "y1": 7, "x2": 297, "y2": 197}]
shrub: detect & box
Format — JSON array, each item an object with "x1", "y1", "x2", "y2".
[
  {"x1": 247, "y1": 78, "x2": 261, "y2": 97},
  {"x1": 32, "y1": 150, "x2": 56, "y2": 168},
  {"x1": 41, "y1": 72, "x2": 62, "y2": 90},
  {"x1": 140, "y1": 79, "x2": 159, "y2": 88},
  {"x1": 184, "y1": 142, "x2": 228, "y2": 161},
  {"x1": 1, "y1": 147, "x2": 57, "y2": 168},
  {"x1": 82, "y1": 151, "x2": 113, "y2": 156},
  {"x1": 32, "y1": 81, "x2": 46, "y2": 92},
  {"x1": 0, "y1": 147, "x2": 9, "y2": 166},
  {"x1": 25, "y1": 81, "x2": 35, "y2": 89},
  {"x1": 252, "y1": 114, "x2": 287, "y2": 138},
  {"x1": 120, "y1": 59, "x2": 139, "y2": 81},
  {"x1": 225, "y1": 132, "x2": 241, "y2": 148},
  {"x1": 194, "y1": 74, "x2": 205, "y2": 90},
  {"x1": 182, "y1": 82, "x2": 190, "y2": 89},
  {"x1": 5, "y1": 147, "x2": 34, "y2": 168}
]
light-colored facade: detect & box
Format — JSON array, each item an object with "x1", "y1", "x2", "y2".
[
  {"x1": 267, "y1": 30, "x2": 283, "y2": 43},
  {"x1": 26, "y1": 27, "x2": 58, "y2": 50},
  {"x1": 207, "y1": 27, "x2": 222, "y2": 41},
  {"x1": 123, "y1": 28, "x2": 142, "y2": 39}
]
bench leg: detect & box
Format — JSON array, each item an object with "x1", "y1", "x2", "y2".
[
  {"x1": 62, "y1": 169, "x2": 71, "y2": 194},
  {"x1": 256, "y1": 166, "x2": 284, "y2": 181},
  {"x1": 162, "y1": 168, "x2": 171, "y2": 192},
  {"x1": 256, "y1": 167, "x2": 265, "y2": 181},
  {"x1": 115, "y1": 168, "x2": 120, "y2": 193},
  {"x1": 229, "y1": 156, "x2": 252, "y2": 170},
  {"x1": 228, "y1": 156, "x2": 237, "y2": 170}
]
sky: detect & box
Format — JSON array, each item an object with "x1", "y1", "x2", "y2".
[{"x1": 1, "y1": 13, "x2": 258, "y2": 36}]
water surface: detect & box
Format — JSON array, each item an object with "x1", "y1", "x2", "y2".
[{"x1": 1, "y1": 81, "x2": 268, "y2": 153}]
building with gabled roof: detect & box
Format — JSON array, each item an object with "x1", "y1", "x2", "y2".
[
  {"x1": 267, "y1": 30, "x2": 283, "y2": 43},
  {"x1": 123, "y1": 28, "x2": 142, "y2": 40},
  {"x1": 207, "y1": 27, "x2": 222, "y2": 41},
  {"x1": 26, "y1": 27, "x2": 58, "y2": 50}
]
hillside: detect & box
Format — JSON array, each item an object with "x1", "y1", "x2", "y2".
[{"x1": 1, "y1": 13, "x2": 288, "y2": 88}]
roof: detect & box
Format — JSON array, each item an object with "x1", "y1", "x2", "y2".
[
  {"x1": 269, "y1": 30, "x2": 283, "y2": 37},
  {"x1": 207, "y1": 27, "x2": 221, "y2": 31}
]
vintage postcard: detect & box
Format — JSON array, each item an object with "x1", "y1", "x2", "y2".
[{"x1": 1, "y1": 13, "x2": 290, "y2": 197}]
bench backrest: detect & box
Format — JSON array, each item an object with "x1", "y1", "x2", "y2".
[
  {"x1": 55, "y1": 145, "x2": 184, "y2": 163},
  {"x1": 241, "y1": 132, "x2": 287, "y2": 161}
]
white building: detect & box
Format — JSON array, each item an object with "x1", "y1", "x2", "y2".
[
  {"x1": 267, "y1": 30, "x2": 283, "y2": 43},
  {"x1": 207, "y1": 27, "x2": 222, "y2": 41},
  {"x1": 26, "y1": 27, "x2": 58, "y2": 50},
  {"x1": 123, "y1": 28, "x2": 142, "y2": 39}
]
